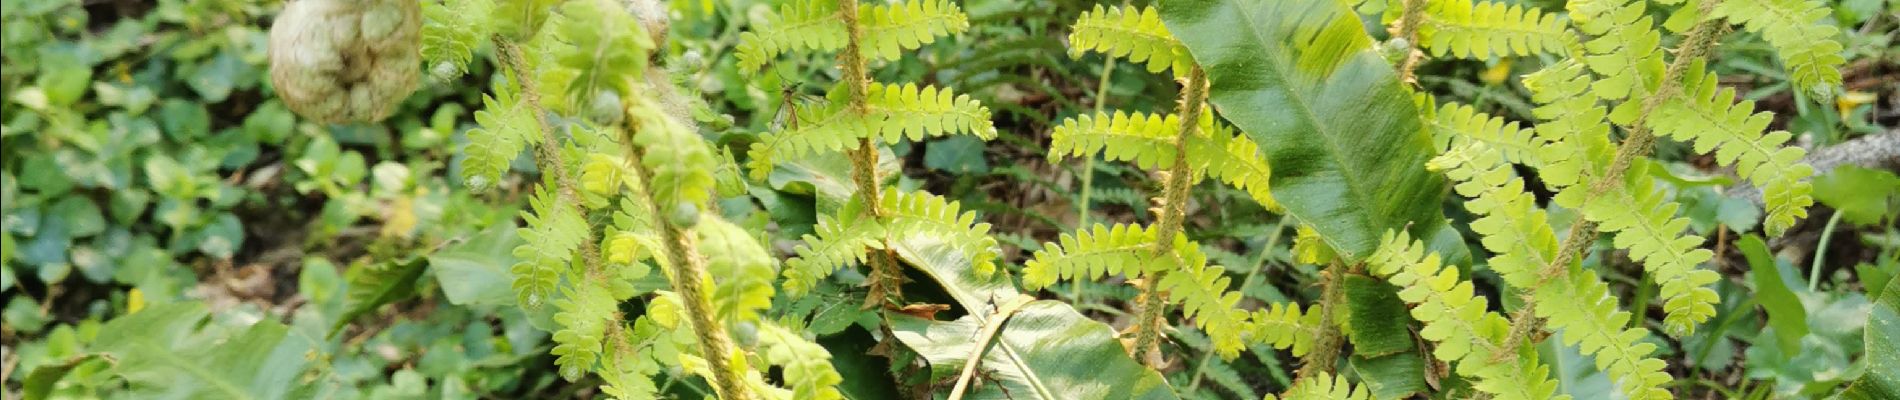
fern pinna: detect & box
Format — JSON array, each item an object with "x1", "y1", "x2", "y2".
[
  {"x1": 738, "y1": 0, "x2": 1000, "y2": 310},
  {"x1": 1022, "y1": 4, "x2": 1306, "y2": 366},
  {"x1": 437, "y1": 0, "x2": 843, "y2": 398}
]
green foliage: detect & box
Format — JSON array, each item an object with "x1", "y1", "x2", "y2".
[
  {"x1": 631, "y1": 96, "x2": 719, "y2": 208},
  {"x1": 735, "y1": 0, "x2": 969, "y2": 72},
  {"x1": 859, "y1": 0, "x2": 971, "y2": 62},
  {"x1": 1841, "y1": 283, "x2": 1900, "y2": 400},
  {"x1": 1068, "y1": 5, "x2": 1193, "y2": 75},
  {"x1": 513, "y1": 186, "x2": 586, "y2": 307},
  {"x1": 1417, "y1": 0, "x2": 1573, "y2": 59},
  {"x1": 1651, "y1": 60, "x2": 1814, "y2": 236},
  {"x1": 1712, "y1": 0, "x2": 1845, "y2": 96},
  {"x1": 1365, "y1": 232, "x2": 1562, "y2": 400},
  {"x1": 735, "y1": 0, "x2": 845, "y2": 73},
  {"x1": 1250, "y1": 302, "x2": 1322, "y2": 357},
  {"x1": 755, "y1": 322, "x2": 847, "y2": 400},
  {"x1": 1155, "y1": 238, "x2": 1251, "y2": 358},
  {"x1": 463, "y1": 87, "x2": 537, "y2": 191},
  {"x1": 889, "y1": 301, "x2": 1180, "y2": 399},
  {"x1": 1049, "y1": 110, "x2": 1276, "y2": 209},
  {"x1": 746, "y1": 82, "x2": 995, "y2": 179},
  {"x1": 1268, "y1": 372, "x2": 1371, "y2": 400},
  {"x1": 552, "y1": 282, "x2": 618, "y2": 380},
  {"x1": 1023, "y1": 223, "x2": 1160, "y2": 289},
  {"x1": 421, "y1": 0, "x2": 494, "y2": 76},
  {"x1": 697, "y1": 216, "x2": 778, "y2": 322}
]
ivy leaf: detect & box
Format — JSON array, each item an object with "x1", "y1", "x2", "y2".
[
  {"x1": 1160, "y1": 0, "x2": 1465, "y2": 264},
  {"x1": 1738, "y1": 234, "x2": 1807, "y2": 354},
  {"x1": 1842, "y1": 283, "x2": 1900, "y2": 399},
  {"x1": 889, "y1": 301, "x2": 1178, "y2": 399}
]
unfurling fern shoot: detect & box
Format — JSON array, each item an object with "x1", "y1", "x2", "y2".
[{"x1": 739, "y1": 0, "x2": 1000, "y2": 310}]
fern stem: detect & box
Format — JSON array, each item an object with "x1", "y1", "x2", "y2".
[
  {"x1": 1185, "y1": 217, "x2": 1292, "y2": 392},
  {"x1": 1394, "y1": 0, "x2": 1428, "y2": 82},
  {"x1": 493, "y1": 36, "x2": 608, "y2": 283},
  {"x1": 1502, "y1": 3, "x2": 1729, "y2": 352},
  {"x1": 1810, "y1": 210, "x2": 1844, "y2": 291},
  {"x1": 1132, "y1": 66, "x2": 1209, "y2": 364},
  {"x1": 837, "y1": 0, "x2": 904, "y2": 309},
  {"x1": 1296, "y1": 261, "x2": 1348, "y2": 380}
]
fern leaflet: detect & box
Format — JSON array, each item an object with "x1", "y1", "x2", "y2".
[
  {"x1": 512, "y1": 186, "x2": 585, "y2": 307},
  {"x1": 420, "y1": 0, "x2": 491, "y2": 77},
  {"x1": 1650, "y1": 60, "x2": 1815, "y2": 237},
  {"x1": 1565, "y1": 164, "x2": 1720, "y2": 337},
  {"x1": 755, "y1": 322, "x2": 847, "y2": 400},
  {"x1": 1268, "y1": 372, "x2": 1372, "y2": 400},
  {"x1": 1712, "y1": 0, "x2": 1844, "y2": 96},
  {"x1": 461, "y1": 88, "x2": 537, "y2": 191},
  {"x1": 735, "y1": 0, "x2": 845, "y2": 73},
  {"x1": 860, "y1": 0, "x2": 971, "y2": 62},
  {"x1": 1534, "y1": 269, "x2": 1673, "y2": 400},
  {"x1": 630, "y1": 96, "x2": 718, "y2": 208},
  {"x1": 551, "y1": 282, "x2": 617, "y2": 381},
  {"x1": 697, "y1": 217, "x2": 778, "y2": 323},
  {"x1": 1249, "y1": 302, "x2": 1322, "y2": 357},
  {"x1": 1022, "y1": 223, "x2": 1159, "y2": 290},
  {"x1": 1068, "y1": 5, "x2": 1193, "y2": 75},
  {"x1": 1422, "y1": 95, "x2": 1546, "y2": 167},
  {"x1": 1417, "y1": 0, "x2": 1572, "y2": 59},
  {"x1": 1568, "y1": 0, "x2": 1665, "y2": 123},
  {"x1": 746, "y1": 83, "x2": 994, "y2": 179},
  {"x1": 1155, "y1": 237, "x2": 1252, "y2": 358},
  {"x1": 782, "y1": 214, "x2": 884, "y2": 296}
]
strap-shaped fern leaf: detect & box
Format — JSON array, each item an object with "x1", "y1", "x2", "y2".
[
  {"x1": 1534, "y1": 269, "x2": 1673, "y2": 400},
  {"x1": 1155, "y1": 238, "x2": 1252, "y2": 358},
  {"x1": 1422, "y1": 95, "x2": 1545, "y2": 167},
  {"x1": 861, "y1": 0, "x2": 971, "y2": 62},
  {"x1": 735, "y1": 0, "x2": 845, "y2": 73},
  {"x1": 697, "y1": 217, "x2": 778, "y2": 323},
  {"x1": 551, "y1": 282, "x2": 616, "y2": 381},
  {"x1": 1249, "y1": 302, "x2": 1322, "y2": 357},
  {"x1": 462, "y1": 88, "x2": 537, "y2": 191},
  {"x1": 1651, "y1": 61, "x2": 1815, "y2": 237},
  {"x1": 1418, "y1": 0, "x2": 1572, "y2": 59},
  {"x1": 1068, "y1": 5, "x2": 1193, "y2": 75},
  {"x1": 782, "y1": 214, "x2": 884, "y2": 296},
  {"x1": 513, "y1": 186, "x2": 586, "y2": 307},
  {"x1": 878, "y1": 188, "x2": 1001, "y2": 277},
  {"x1": 747, "y1": 83, "x2": 994, "y2": 179},
  {"x1": 1366, "y1": 231, "x2": 1563, "y2": 400},
  {"x1": 1569, "y1": 164, "x2": 1720, "y2": 337},
  {"x1": 1022, "y1": 223, "x2": 1158, "y2": 289},
  {"x1": 754, "y1": 321, "x2": 846, "y2": 400},
  {"x1": 1268, "y1": 372, "x2": 1372, "y2": 400},
  {"x1": 1712, "y1": 0, "x2": 1844, "y2": 96},
  {"x1": 1569, "y1": 0, "x2": 1665, "y2": 123}
]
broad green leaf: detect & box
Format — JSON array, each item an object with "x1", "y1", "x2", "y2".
[
  {"x1": 1812, "y1": 165, "x2": 1900, "y2": 226},
  {"x1": 889, "y1": 301, "x2": 1177, "y2": 399},
  {"x1": 330, "y1": 258, "x2": 429, "y2": 336},
  {"x1": 1738, "y1": 234, "x2": 1806, "y2": 354},
  {"x1": 1343, "y1": 274, "x2": 1413, "y2": 357},
  {"x1": 1160, "y1": 0, "x2": 1462, "y2": 263},
  {"x1": 430, "y1": 223, "x2": 525, "y2": 307},
  {"x1": 23, "y1": 354, "x2": 101, "y2": 400},
  {"x1": 89, "y1": 302, "x2": 319, "y2": 400},
  {"x1": 888, "y1": 225, "x2": 1019, "y2": 314},
  {"x1": 1349, "y1": 352, "x2": 1428, "y2": 400},
  {"x1": 1842, "y1": 284, "x2": 1900, "y2": 399}
]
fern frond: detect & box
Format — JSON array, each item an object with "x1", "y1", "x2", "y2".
[
  {"x1": 1651, "y1": 61, "x2": 1815, "y2": 236},
  {"x1": 1422, "y1": 97, "x2": 1545, "y2": 167},
  {"x1": 1249, "y1": 302, "x2": 1322, "y2": 357},
  {"x1": 1268, "y1": 372, "x2": 1371, "y2": 400},
  {"x1": 551, "y1": 282, "x2": 617, "y2": 381},
  {"x1": 860, "y1": 0, "x2": 971, "y2": 62},
  {"x1": 1568, "y1": 0, "x2": 1664, "y2": 123},
  {"x1": 601, "y1": 317, "x2": 670, "y2": 399},
  {"x1": 1049, "y1": 110, "x2": 1187, "y2": 170},
  {"x1": 744, "y1": 100, "x2": 865, "y2": 180},
  {"x1": 1566, "y1": 165, "x2": 1720, "y2": 337},
  {"x1": 782, "y1": 214, "x2": 883, "y2": 296},
  {"x1": 1191, "y1": 128, "x2": 1278, "y2": 210},
  {"x1": 1068, "y1": 5, "x2": 1193, "y2": 75},
  {"x1": 420, "y1": 0, "x2": 490, "y2": 77},
  {"x1": 754, "y1": 322, "x2": 847, "y2": 400},
  {"x1": 630, "y1": 97, "x2": 718, "y2": 208},
  {"x1": 1156, "y1": 237, "x2": 1252, "y2": 358},
  {"x1": 462, "y1": 88, "x2": 536, "y2": 191},
  {"x1": 878, "y1": 188, "x2": 1001, "y2": 277},
  {"x1": 1366, "y1": 231, "x2": 1563, "y2": 400},
  {"x1": 864, "y1": 82, "x2": 998, "y2": 143},
  {"x1": 1418, "y1": 0, "x2": 1571, "y2": 59},
  {"x1": 1427, "y1": 142, "x2": 1557, "y2": 287},
  {"x1": 1292, "y1": 224, "x2": 1337, "y2": 265},
  {"x1": 696, "y1": 217, "x2": 778, "y2": 323},
  {"x1": 1022, "y1": 223, "x2": 1159, "y2": 289},
  {"x1": 1521, "y1": 60, "x2": 1617, "y2": 191},
  {"x1": 735, "y1": 0, "x2": 845, "y2": 73},
  {"x1": 1712, "y1": 0, "x2": 1844, "y2": 96},
  {"x1": 1533, "y1": 269, "x2": 1673, "y2": 400},
  {"x1": 512, "y1": 186, "x2": 586, "y2": 307}
]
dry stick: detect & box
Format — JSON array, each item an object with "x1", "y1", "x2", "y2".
[
  {"x1": 946, "y1": 294, "x2": 1037, "y2": 400},
  {"x1": 837, "y1": 0, "x2": 903, "y2": 309},
  {"x1": 1131, "y1": 66, "x2": 1210, "y2": 365},
  {"x1": 1493, "y1": 5, "x2": 1728, "y2": 358}
]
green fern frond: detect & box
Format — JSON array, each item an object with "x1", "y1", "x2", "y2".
[
  {"x1": 1068, "y1": 5, "x2": 1193, "y2": 75},
  {"x1": 735, "y1": 0, "x2": 845, "y2": 73},
  {"x1": 1022, "y1": 223, "x2": 1159, "y2": 289},
  {"x1": 864, "y1": 82, "x2": 998, "y2": 143},
  {"x1": 1567, "y1": 0, "x2": 1664, "y2": 123},
  {"x1": 1651, "y1": 61, "x2": 1815, "y2": 237},
  {"x1": 1566, "y1": 164, "x2": 1720, "y2": 337},
  {"x1": 601, "y1": 317, "x2": 672, "y2": 399},
  {"x1": 551, "y1": 282, "x2": 617, "y2": 381},
  {"x1": 1267, "y1": 372, "x2": 1371, "y2": 400},
  {"x1": 579, "y1": 153, "x2": 631, "y2": 209},
  {"x1": 1156, "y1": 237, "x2": 1252, "y2": 358},
  {"x1": 745, "y1": 100, "x2": 865, "y2": 180},
  {"x1": 782, "y1": 214, "x2": 884, "y2": 296},
  {"x1": 1191, "y1": 128, "x2": 1278, "y2": 210},
  {"x1": 630, "y1": 97, "x2": 718, "y2": 208},
  {"x1": 512, "y1": 186, "x2": 586, "y2": 307},
  {"x1": 1366, "y1": 231, "x2": 1563, "y2": 400},
  {"x1": 549, "y1": 0, "x2": 652, "y2": 104},
  {"x1": 755, "y1": 322, "x2": 847, "y2": 400},
  {"x1": 1049, "y1": 110, "x2": 1187, "y2": 170},
  {"x1": 878, "y1": 188, "x2": 1001, "y2": 276},
  {"x1": 1533, "y1": 269, "x2": 1673, "y2": 400},
  {"x1": 1249, "y1": 302, "x2": 1322, "y2": 357},
  {"x1": 1418, "y1": 0, "x2": 1572, "y2": 59},
  {"x1": 1422, "y1": 97, "x2": 1545, "y2": 167},
  {"x1": 696, "y1": 217, "x2": 778, "y2": 323},
  {"x1": 1427, "y1": 142, "x2": 1557, "y2": 287},
  {"x1": 1713, "y1": 0, "x2": 1844, "y2": 96},
  {"x1": 462, "y1": 88, "x2": 536, "y2": 192},
  {"x1": 420, "y1": 0, "x2": 490, "y2": 77},
  {"x1": 861, "y1": 0, "x2": 971, "y2": 62},
  {"x1": 1521, "y1": 61, "x2": 1617, "y2": 191},
  {"x1": 1291, "y1": 224, "x2": 1337, "y2": 265}
]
